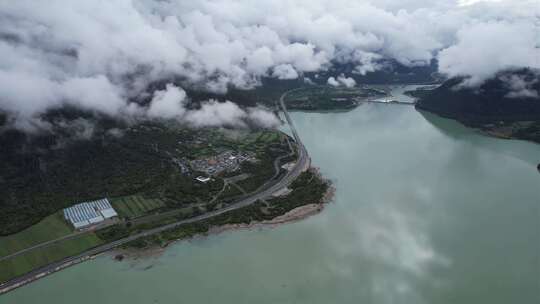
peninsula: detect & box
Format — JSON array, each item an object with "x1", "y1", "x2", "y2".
[{"x1": 0, "y1": 96, "x2": 331, "y2": 294}]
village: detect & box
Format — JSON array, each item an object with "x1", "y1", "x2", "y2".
[{"x1": 190, "y1": 150, "x2": 256, "y2": 182}]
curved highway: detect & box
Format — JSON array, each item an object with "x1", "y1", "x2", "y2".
[{"x1": 0, "y1": 90, "x2": 310, "y2": 295}]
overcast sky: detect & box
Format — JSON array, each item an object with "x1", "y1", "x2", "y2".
[{"x1": 0, "y1": 0, "x2": 538, "y2": 130}]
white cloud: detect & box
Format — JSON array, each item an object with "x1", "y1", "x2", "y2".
[
  {"x1": 271, "y1": 64, "x2": 299, "y2": 80},
  {"x1": 0, "y1": 0, "x2": 538, "y2": 128},
  {"x1": 338, "y1": 75, "x2": 356, "y2": 88},
  {"x1": 186, "y1": 100, "x2": 247, "y2": 128},
  {"x1": 147, "y1": 84, "x2": 187, "y2": 119},
  {"x1": 438, "y1": 21, "x2": 540, "y2": 85},
  {"x1": 146, "y1": 84, "x2": 280, "y2": 128},
  {"x1": 247, "y1": 107, "x2": 281, "y2": 128},
  {"x1": 458, "y1": 0, "x2": 502, "y2": 6},
  {"x1": 185, "y1": 100, "x2": 279, "y2": 128},
  {"x1": 303, "y1": 77, "x2": 315, "y2": 85},
  {"x1": 500, "y1": 74, "x2": 539, "y2": 99},
  {"x1": 328, "y1": 74, "x2": 356, "y2": 87},
  {"x1": 327, "y1": 76, "x2": 340, "y2": 87}
]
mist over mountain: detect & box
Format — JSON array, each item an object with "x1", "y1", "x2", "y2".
[
  {"x1": 416, "y1": 68, "x2": 540, "y2": 122},
  {"x1": 415, "y1": 68, "x2": 540, "y2": 144}
]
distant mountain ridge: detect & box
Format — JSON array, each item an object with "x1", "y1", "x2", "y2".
[
  {"x1": 415, "y1": 69, "x2": 540, "y2": 143},
  {"x1": 416, "y1": 69, "x2": 540, "y2": 123}
]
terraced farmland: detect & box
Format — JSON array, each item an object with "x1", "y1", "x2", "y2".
[
  {"x1": 237, "y1": 131, "x2": 283, "y2": 152},
  {"x1": 110, "y1": 195, "x2": 166, "y2": 219}
]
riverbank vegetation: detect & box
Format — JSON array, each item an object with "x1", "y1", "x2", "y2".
[
  {"x1": 0, "y1": 124, "x2": 289, "y2": 235},
  {"x1": 0, "y1": 168, "x2": 331, "y2": 284},
  {"x1": 415, "y1": 69, "x2": 540, "y2": 144},
  {"x1": 115, "y1": 169, "x2": 330, "y2": 250},
  {"x1": 0, "y1": 123, "x2": 299, "y2": 285},
  {"x1": 283, "y1": 86, "x2": 384, "y2": 111}
]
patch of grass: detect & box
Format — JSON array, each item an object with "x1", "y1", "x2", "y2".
[
  {"x1": 110, "y1": 195, "x2": 165, "y2": 219},
  {"x1": 125, "y1": 169, "x2": 330, "y2": 250},
  {"x1": 257, "y1": 132, "x2": 279, "y2": 143},
  {"x1": 0, "y1": 233, "x2": 103, "y2": 284},
  {"x1": 96, "y1": 205, "x2": 195, "y2": 243},
  {"x1": 0, "y1": 212, "x2": 72, "y2": 258}
]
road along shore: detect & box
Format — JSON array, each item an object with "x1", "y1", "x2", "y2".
[{"x1": 0, "y1": 91, "x2": 314, "y2": 296}]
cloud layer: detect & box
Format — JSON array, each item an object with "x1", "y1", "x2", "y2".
[
  {"x1": 438, "y1": 21, "x2": 540, "y2": 86},
  {"x1": 328, "y1": 74, "x2": 357, "y2": 88},
  {"x1": 0, "y1": 0, "x2": 538, "y2": 129}
]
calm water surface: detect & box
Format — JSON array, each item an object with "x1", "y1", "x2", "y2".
[{"x1": 2, "y1": 91, "x2": 540, "y2": 304}]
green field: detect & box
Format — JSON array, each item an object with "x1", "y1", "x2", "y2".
[
  {"x1": 237, "y1": 131, "x2": 282, "y2": 151},
  {"x1": 110, "y1": 195, "x2": 166, "y2": 219},
  {"x1": 0, "y1": 233, "x2": 103, "y2": 284},
  {"x1": 0, "y1": 212, "x2": 73, "y2": 259},
  {"x1": 257, "y1": 132, "x2": 280, "y2": 143}
]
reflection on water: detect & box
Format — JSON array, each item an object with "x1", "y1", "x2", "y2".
[
  {"x1": 2, "y1": 91, "x2": 539, "y2": 304},
  {"x1": 420, "y1": 110, "x2": 540, "y2": 167}
]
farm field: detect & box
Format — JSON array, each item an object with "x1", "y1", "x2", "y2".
[
  {"x1": 257, "y1": 132, "x2": 280, "y2": 143},
  {"x1": 237, "y1": 131, "x2": 283, "y2": 151},
  {"x1": 110, "y1": 195, "x2": 166, "y2": 219},
  {"x1": 0, "y1": 213, "x2": 73, "y2": 259},
  {"x1": 0, "y1": 233, "x2": 103, "y2": 284}
]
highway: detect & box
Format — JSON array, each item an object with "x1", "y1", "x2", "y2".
[
  {"x1": 0, "y1": 90, "x2": 310, "y2": 295},
  {"x1": 279, "y1": 88, "x2": 306, "y2": 145}
]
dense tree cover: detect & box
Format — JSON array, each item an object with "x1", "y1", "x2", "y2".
[
  {"x1": 117, "y1": 169, "x2": 329, "y2": 249},
  {"x1": 2, "y1": 57, "x2": 415, "y2": 236},
  {"x1": 512, "y1": 122, "x2": 540, "y2": 144},
  {"x1": 234, "y1": 154, "x2": 279, "y2": 193},
  {"x1": 310, "y1": 59, "x2": 439, "y2": 85},
  {"x1": 207, "y1": 61, "x2": 438, "y2": 107},
  {"x1": 0, "y1": 112, "x2": 6, "y2": 126},
  {"x1": 0, "y1": 129, "x2": 171, "y2": 235},
  {"x1": 415, "y1": 69, "x2": 540, "y2": 144},
  {"x1": 0, "y1": 120, "x2": 277, "y2": 235},
  {"x1": 135, "y1": 60, "x2": 438, "y2": 110},
  {"x1": 416, "y1": 69, "x2": 540, "y2": 122}
]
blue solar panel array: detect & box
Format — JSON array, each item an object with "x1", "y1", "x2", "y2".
[{"x1": 63, "y1": 198, "x2": 116, "y2": 229}]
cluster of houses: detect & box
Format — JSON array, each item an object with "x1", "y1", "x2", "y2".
[
  {"x1": 62, "y1": 150, "x2": 258, "y2": 230},
  {"x1": 191, "y1": 150, "x2": 255, "y2": 182}
]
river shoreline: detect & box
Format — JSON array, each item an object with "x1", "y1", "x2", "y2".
[
  {"x1": 112, "y1": 205, "x2": 327, "y2": 261},
  {"x1": 111, "y1": 174, "x2": 335, "y2": 261},
  {"x1": 0, "y1": 175, "x2": 334, "y2": 295},
  {"x1": 0, "y1": 88, "x2": 319, "y2": 295}
]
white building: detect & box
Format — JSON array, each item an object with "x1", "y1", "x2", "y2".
[
  {"x1": 63, "y1": 198, "x2": 118, "y2": 229},
  {"x1": 196, "y1": 176, "x2": 211, "y2": 183}
]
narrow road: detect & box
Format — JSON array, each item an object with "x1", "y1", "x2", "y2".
[{"x1": 0, "y1": 89, "x2": 310, "y2": 295}]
